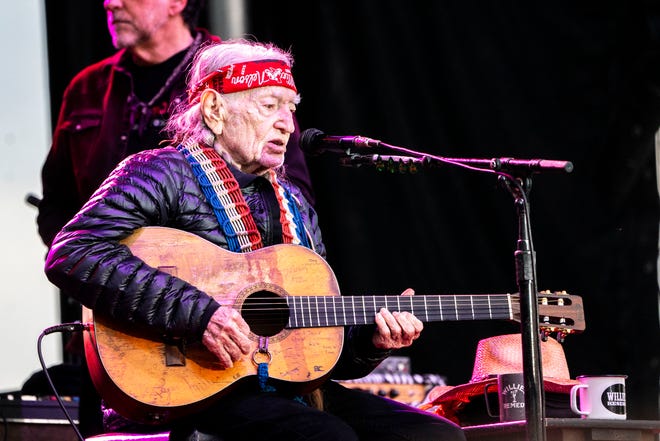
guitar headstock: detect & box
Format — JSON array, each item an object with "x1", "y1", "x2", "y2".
[{"x1": 512, "y1": 290, "x2": 585, "y2": 342}]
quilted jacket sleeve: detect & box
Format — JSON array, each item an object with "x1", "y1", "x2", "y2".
[{"x1": 44, "y1": 148, "x2": 221, "y2": 342}]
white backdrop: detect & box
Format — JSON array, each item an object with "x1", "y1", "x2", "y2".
[{"x1": 0, "y1": 0, "x2": 61, "y2": 392}]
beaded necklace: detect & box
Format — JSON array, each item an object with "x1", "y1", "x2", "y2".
[{"x1": 177, "y1": 140, "x2": 310, "y2": 252}]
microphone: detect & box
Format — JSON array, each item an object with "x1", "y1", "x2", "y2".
[
  {"x1": 300, "y1": 128, "x2": 382, "y2": 155},
  {"x1": 493, "y1": 157, "x2": 574, "y2": 174},
  {"x1": 440, "y1": 157, "x2": 574, "y2": 174}
]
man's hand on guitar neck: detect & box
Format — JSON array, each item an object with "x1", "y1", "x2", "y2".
[
  {"x1": 202, "y1": 307, "x2": 252, "y2": 369},
  {"x1": 372, "y1": 288, "x2": 423, "y2": 350}
]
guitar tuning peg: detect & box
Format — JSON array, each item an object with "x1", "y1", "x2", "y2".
[
  {"x1": 540, "y1": 329, "x2": 550, "y2": 341},
  {"x1": 555, "y1": 331, "x2": 566, "y2": 343}
]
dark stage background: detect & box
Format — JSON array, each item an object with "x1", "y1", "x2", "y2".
[{"x1": 44, "y1": 1, "x2": 659, "y2": 420}]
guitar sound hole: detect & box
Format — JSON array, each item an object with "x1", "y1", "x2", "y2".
[{"x1": 241, "y1": 290, "x2": 289, "y2": 337}]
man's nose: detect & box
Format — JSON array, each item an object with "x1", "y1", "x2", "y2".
[
  {"x1": 104, "y1": 0, "x2": 123, "y2": 10},
  {"x1": 276, "y1": 108, "x2": 295, "y2": 134}
]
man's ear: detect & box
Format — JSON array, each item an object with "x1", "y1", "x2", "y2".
[
  {"x1": 201, "y1": 90, "x2": 224, "y2": 135},
  {"x1": 169, "y1": 0, "x2": 187, "y2": 17}
]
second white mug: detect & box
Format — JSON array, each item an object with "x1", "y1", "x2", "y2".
[{"x1": 569, "y1": 375, "x2": 627, "y2": 419}]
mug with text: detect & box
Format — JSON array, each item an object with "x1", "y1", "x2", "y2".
[
  {"x1": 569, "y1": 375, "x2": 627, "y2": 419},
  {"x1": 484, "y1": 372, "x2": 526, "y2": 422}
]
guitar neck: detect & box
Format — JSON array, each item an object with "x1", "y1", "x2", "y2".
[{"x1": 286, "y1": 294, "x2": 514, "y2": 328}]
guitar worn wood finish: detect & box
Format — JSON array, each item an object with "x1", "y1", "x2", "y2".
[
  {"x1": 83, "y1": 226, "x2": 344, "y2": 424},
  {"x1": 82, "y1": 227, "x2": 585, "y2": 425}
]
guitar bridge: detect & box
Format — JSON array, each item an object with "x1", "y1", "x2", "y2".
[{"x1": 164, "y1": 338, "x2": 186, "y2": 366}]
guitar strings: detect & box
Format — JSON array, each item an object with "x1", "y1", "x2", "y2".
[
  {"x1": 233, "y1": 295, "x2": 516, "y2": 325},
  {"x1": 229, "y1": 295, "x2": 573, "y2": 327}
]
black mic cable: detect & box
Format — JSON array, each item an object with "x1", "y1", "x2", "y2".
[{"x1": 37, "y1": 322, "x2": 90, "y2": 441}]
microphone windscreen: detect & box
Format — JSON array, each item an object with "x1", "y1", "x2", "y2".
[{"x1": 299, "y1": 128, "x2": 325, "y2": 154}]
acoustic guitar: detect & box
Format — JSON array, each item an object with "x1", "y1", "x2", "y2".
[{"x1": 82, "y1": 226, "x2": 585, "y2": 424}]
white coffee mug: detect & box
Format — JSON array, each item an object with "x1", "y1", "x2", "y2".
[{"x1": 569, "y1": 375, "x2": 627, "y2": 419}]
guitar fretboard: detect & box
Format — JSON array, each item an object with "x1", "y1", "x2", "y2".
[{"x1": 285, "y1": 294, "x2": 514, "y2": 328}]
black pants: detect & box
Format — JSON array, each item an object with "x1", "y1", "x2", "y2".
[{"x1": 168, "y1": 381, "x2": 465, "y2": 441}]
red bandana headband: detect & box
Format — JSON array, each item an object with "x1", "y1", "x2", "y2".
[{"x1": 188, "y1": 59, "x2": 297, "y2": 103}]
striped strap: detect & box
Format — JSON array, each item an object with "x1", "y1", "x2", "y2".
[
  {"x1": 178, "y1": 141, "x2": 262, "y2": 252},
  {"x1": 177, "y1": 141, "x2": 310, "y2": 251},
  {"x1": 266, "y1": 170, "x2": 310, "y2": 248}
]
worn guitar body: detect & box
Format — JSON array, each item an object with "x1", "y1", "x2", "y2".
[{"x1": 83, "y1": 226, "x2": 343, "y2": 424}]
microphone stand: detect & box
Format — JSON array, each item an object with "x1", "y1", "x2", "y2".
[
  {"x1": 339, "y1": 143, "x2": 574, "y2": 441},
  {"x1": 496, "y1": 171, "x2": 546, "y2": 441}
]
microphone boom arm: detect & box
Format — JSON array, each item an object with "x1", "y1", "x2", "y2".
[{"x1": 299, "y1": 127, "x2": 573, "y2": 175}]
